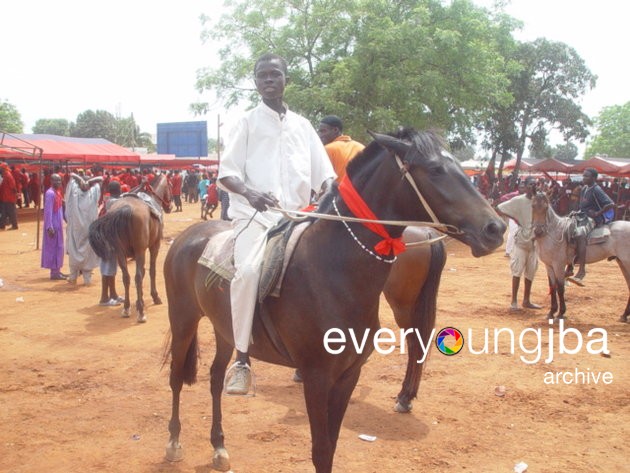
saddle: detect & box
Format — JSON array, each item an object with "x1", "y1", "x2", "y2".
[
  {"x1": 587, "y1": 225, "x2": 611, "y2": 245},
  {"x1": 568, "y1": 213, "x2": 611, "y2": 246},
  {"x1": 197, "y1": 219, "x2": 311, "y2": 302},
  {"x1": 122, "y1": 192, "x2": 163, "y2": 223}
]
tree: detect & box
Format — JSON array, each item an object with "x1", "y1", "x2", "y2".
[
  {"x1": 195, "y1": 0, "x2": 517, "y2": 144},
  {"x1": 584, "y1": 102, "x2": 630, "y2": 158},
  {"x1": 484, "y1": 38, "x2": 596, "y2": 180},
  {"x1": 0, "y1": 99, "x2": 24, "y2": 134},
  {"x1": 114, "y1": 114, "x2": 155, "y2": 152},
  {"x1": 70, "y1": 110, "x2": 118, "y2": 142},
  {"x1": 552, "y1": 142, "x2": 578, "y2": 161},
  {"x1": 32, "y1": 118, "x2": 70, "y2": 136}
]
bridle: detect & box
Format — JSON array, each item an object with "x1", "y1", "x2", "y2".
[{"x1": 143, "y1": 175, "x2": 172, "y2": 211}]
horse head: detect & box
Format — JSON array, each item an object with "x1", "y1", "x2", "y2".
[
  {"x1": 531, "y1": 192, "x2": 550, "y2": 238},
  {"x1": 365, "y1": 128, "x2": 506, "y2": 257},
  {"x1": 151, "y1": 174, "x2": 173, "y2": 213}
]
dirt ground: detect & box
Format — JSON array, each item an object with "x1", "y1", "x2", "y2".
[{"x1": 0, "y1": 201, "x2": 628, "y2": 473}]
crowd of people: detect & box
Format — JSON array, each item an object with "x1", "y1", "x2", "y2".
[{"x1": 1, "y1": 52, "x2": 629, "y2": 398}]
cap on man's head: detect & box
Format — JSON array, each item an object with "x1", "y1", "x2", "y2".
[{"x1": 320, "y1": 115, "x2": 343, "y2": 132}]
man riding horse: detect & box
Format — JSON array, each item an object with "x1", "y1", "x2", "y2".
[{"x1": 567, "y1": 167, "x2": 614, "y2": 284}]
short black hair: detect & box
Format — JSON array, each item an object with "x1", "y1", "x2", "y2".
[
  {"x1": 584, "y1": 167, "x2": 598, "y2": 179},
  {"x1": 320, "y1": 115, "x2": 343, "y2": 132},
  {"x1": 254, "y1": 53, "x2": 288, "y2": 75},
  {"x1": 108, "y1": 180, "x2": 121, "y2": 196}
]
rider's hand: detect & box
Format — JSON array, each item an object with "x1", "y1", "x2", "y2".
[
  {"x1": 243, "y1": 189, "x2": 278, "y2": 212},
  {"x1": 587, "y1": 210, "x2": 598, "y2": 219}
]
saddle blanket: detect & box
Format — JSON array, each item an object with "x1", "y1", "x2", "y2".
[
  {"x1": 588, "y1": 225, "x2": 611, "y2": 245},
  {"x1": 122, "y1": 192, "x2": 163, "y2": 223},
  {"x1": 197, "y1": 221, "x2": 311, "y2": 301}
]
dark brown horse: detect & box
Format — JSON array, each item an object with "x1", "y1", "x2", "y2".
[
  {"x1": 383, "y1": 226, "x2": 446, "y2": 413},
  {"x1": 163, "y1": 129, "x2": 505, "y2": 472},
  {"x1": 294, "y1": 225, "x2": 446, "y2": 413},
  {"x1": 89, "y1": 174, "x2": 172, "y2": 322}
]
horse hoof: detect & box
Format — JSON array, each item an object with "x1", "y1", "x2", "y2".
[
  {"x1": 121, "y1": 308, "x2": 130, "y2": 318},
  {"x1": 165, "y1": 442, "x2": 183, "y2": 462},
  {"x1": 212, "y1": 447, "x2": 230, "y2": 471},
  {"x1": 137, "y1": 314, "x2": 147, "y2": 323},
  {"x1": 619, "y1": 315, "x2": 628, "y2": 323},
  {"x1": 154, "y1": 297, "x2": 163, "y2": 305},
  {"x1": 394, "y1": 400, "x2": 412, "y2": 413}
]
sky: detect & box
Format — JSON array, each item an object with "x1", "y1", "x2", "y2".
[{"x1": 2, "y1": 0, "x2": 629, "y2": 146}]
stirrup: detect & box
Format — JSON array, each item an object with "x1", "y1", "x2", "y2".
[{"x1": 223, "y1": 361, "x2": 257, "y2": 397}]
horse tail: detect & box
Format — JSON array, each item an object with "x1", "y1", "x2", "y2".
[
  {"x1": 88, "y1": 206, "x2": 134, "y2": 260},
  {"x1": 160, "y1": 330, "x2": 200, "y2": 386},
  {"x1": 405, "y1": 236, "x2": 446, "y2": 398}
]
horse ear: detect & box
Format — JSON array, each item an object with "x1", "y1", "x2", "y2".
[{"x1": 367, "y1": 130, "x2": 410, "y2": 158}]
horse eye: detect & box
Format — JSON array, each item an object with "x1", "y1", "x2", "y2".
[{"x1": 428, "y1": 165, "x2": 446, "y2": 176}]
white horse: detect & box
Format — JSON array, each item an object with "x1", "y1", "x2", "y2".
[{"x1": 531, "y1": 192, "x2": 630, "y2": 322}]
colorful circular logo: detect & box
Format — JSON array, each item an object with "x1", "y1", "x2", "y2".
[{"x1": 436, "y1": 327, "x2": 464, "y2": 355}]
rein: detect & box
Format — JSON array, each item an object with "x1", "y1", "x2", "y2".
[{"x1": 269, "y1": 150, "x2": 458, "y2": 259}]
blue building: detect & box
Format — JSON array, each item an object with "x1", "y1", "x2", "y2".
[{"x1": 157, "y1": 121, "x2": 208, "y2": 157}]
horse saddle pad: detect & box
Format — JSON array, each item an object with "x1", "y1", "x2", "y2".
[
  {"x1": 197, "y1": 220, "x2": 311, "y2": 302},
  {"x1": 588, "y1": 225, "x2": 611, "y2": 245},
  {"x1": 123, "y1": 192, "x2": 163, "y2": 222}
]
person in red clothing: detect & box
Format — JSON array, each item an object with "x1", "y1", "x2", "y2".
[
  {"x1": 171, "y1": 169, "x2": 183, "y2": 212},
  {"x1": 0, "y1": 163, "x2": 19, "y2": 229},
  {"x1": 28, "y1": 172, "x2": 41, "y2": 208}
]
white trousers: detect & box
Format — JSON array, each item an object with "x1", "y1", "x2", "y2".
[
  {"x1": 505, "y1": 218, "x2": 518, "y2": 255},
  {"x1": 230, "y1": 218, "x2": 271, "y2": 353}
]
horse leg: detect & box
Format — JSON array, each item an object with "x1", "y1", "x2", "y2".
[
  {"x1": 326, "y1": 364, "x2": 362, "y2": 450},
  {"x1": 166, "y1": 318, "x2": 202, "y2": 462},
  {"x1": 135, "y1": 253, "x2": 146, "y2": 323},
  {"x1": 210, "y1": 334, "x2": 234, "y2": 471},
  {"x1": 149, "y1": 243, "x2": 162, "y2": 306},
  {"x1": 302, "y1": 374, "x2": 335, "y2": 473},
  {"x1": 119, "y1": 259, "x2": 132, "y2": 318},
  {"x1": 556, "y1": 279, "x2": 567, "y2": 319},
  {"x1": 615, "y1": 260, "x2": 630, "y2": 322},
  {"x1": 300, "y1": 365, "x2": 361, "y2": 473}
]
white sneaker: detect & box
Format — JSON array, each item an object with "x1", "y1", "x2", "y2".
[{"x1": 225, "y1": 362, "x2": 252, "y2": 395}]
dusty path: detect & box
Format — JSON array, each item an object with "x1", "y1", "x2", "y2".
[{"x1": 0, "y1": 201, "x2": 627, "y2": 472}]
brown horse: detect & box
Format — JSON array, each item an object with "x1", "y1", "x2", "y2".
[
  {"x1": 89, "y1": 174, "x2": 172, "y2": 322},
  {"x1": 163, "y1": 129, "x2": 505, "y2": 472},
  {"x1": 294, "y1": 225, "x2": 446, "y2": 413},
  {"x1": 531, "y1": 192, "x2": 630, "y2": 321},
  {"x1": 383, "y1": 226, "x2": 446, "y2": 413}
]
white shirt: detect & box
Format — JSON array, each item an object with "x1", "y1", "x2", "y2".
[{"x1": 219, "y1": 102, "x2": 336, "y2": 225}]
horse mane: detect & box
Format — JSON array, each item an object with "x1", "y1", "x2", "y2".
[{"x1": 345, "y1": 127, "x2": 447, "y2": 177}]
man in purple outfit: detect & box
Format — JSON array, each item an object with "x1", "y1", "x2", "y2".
[{"x1": 41, "y1": 174, "x2": 67, "y2": 280}]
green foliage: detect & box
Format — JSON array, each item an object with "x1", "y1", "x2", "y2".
[
  {"x1": 0, "y1": 99, "x2": 24, "y2": 134},
  {"x1": 584, "y1": 102, "x2": 630, "y2": 158},
  {"x1": 195, "y1": 0, "x2": 517, "y2": 144},
  {"x1": 70, "y1": 110, "x2": 118, "y2": 142},
  {"x1": 67, "y1": 110, "x2": 155, "y2": 152},
  {"x1": 32, "y1": 118, "x2": 70, "y2": 136},
  {"x1": 552, "y1": 142, "x2": 578, "y2": 161},
  {"x1": 484, "y1": 38, "x2": 596, "y2": 175}
]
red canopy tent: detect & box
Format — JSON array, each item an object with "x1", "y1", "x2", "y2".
[
  {"x1": 529, "y1": 158, "x2": 574, "y2": 173},
  {"x1": 570, "y1": 156, "x2": 625, "y2": 175},
  {"x1": 139, "y1": 155, "x2": 218, "y2": 170},
  {"x1": 0, "y1": 134, "x2": 141, "y2": 166}
]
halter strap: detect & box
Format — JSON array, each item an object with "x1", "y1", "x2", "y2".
[{"x1": 338, "y1": 174, "x2": 406, "y2": 256}]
